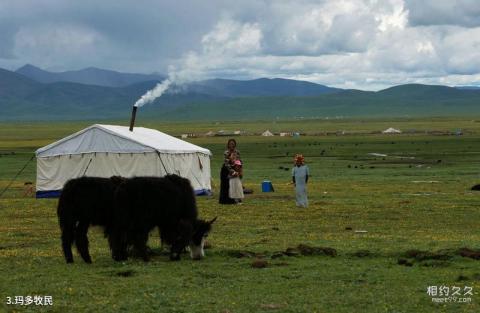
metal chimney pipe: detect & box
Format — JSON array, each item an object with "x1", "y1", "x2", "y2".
[{"x1": 129, "y1": 106, "x2": 137, "y2": 132}]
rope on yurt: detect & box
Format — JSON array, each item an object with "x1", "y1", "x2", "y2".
[
  {"x1": 156, "y1": 151, "x2": 169, "y2": 174},
  {"x1": 0, "y1": 154, "x2": 35, "y2": 199},
  {"x1": 82, "y1": 158, "x2": 93, "y2": 176}
]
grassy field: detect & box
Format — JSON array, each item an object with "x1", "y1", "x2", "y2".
[{"x1": 1, "y1": 117, "x2": 480, "y2": 312}]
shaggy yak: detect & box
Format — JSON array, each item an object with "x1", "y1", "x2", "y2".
[
  {"x1": 57, "y1": 176, "x2": 124, "y2": 263},
  {"x1": 110, "y1": 174, "x2": 216, "y2": 262},
  {"x1": 472, "y1": 184, "x2": 480, "y2": 191}
]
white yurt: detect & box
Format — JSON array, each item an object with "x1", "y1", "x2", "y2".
[
  {"x1": 35, "y1": 124, "x2": 211, "y2": 198},
  {"x1": 382, "y1": 127, "x2": 402, "y2": 134},
  {"x1": 262, "y1": 130, "x2": 274, "y2": 136}
]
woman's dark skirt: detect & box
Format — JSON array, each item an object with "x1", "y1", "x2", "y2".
[{"x1": 219, "y1": 165, "x2": 235, "y2": 204}]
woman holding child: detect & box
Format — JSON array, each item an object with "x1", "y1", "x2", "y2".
[{"x1": 219, "y1": 139, "x2": 244, "y2": 204}]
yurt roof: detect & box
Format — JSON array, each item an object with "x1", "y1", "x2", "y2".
[
  {"x1": 36, "y1": 124, "x2": 212, "y2": 157},
  {"x1": 382, "y1": 127, "x2": 402, "y2": 133}
]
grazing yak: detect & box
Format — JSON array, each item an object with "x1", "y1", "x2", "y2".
[
  {"x1": 472, "y1": 184, "x2": 480, "y2": 191},
  {"x1": 57, "y1": 176, "x2": 124, "y2": 263},
  {"x1": 110, "y1": 175, "x2": 216, "y2": 262}
]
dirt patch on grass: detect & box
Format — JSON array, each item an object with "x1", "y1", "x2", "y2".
[
  {"x1": 115, "y1": 270, "x2": 135, "y2": 277},
  {"x1": 272, "y1": 244, "x2": 337, "y2": 258},
  {"x1": 227, "y1": 250, "x2": 257, "y2": 258},
  {"x1": 251, "y1": 258, "x2": 269, "y2": 269},
  {"x1": 397, "y1": 258, "x2": 413, "y2": 267},
  {"x1": 404, "y1": 249, "x2": 453, "y2": 261},
  {"x1": 297, "y1": 244, "x2": 337, "y2": 256},
  {"x1": 279, "y1": 248, "x2": 298, "y2": 257},
  {"x1": 271, "y1": 252, "x2": 285, "y2": 259},
  {"x1": 404, "y1": 248, "x2": 480, "y2": 261},
  {"x1": 397, "y1": 249, "x2": 454, "y2": 267},
  {"x1": 351, "y1": 250, "x2": 372, "y2": 258},
  {"x1": 398, "y1": 247, "x2": 480, "y2": 267},
  {"x1": 227, "y1": 244, "x2": 337, "y2": 260},
  {"x1": 458, "y1": 247, "x2": 480, "y2": 260}
]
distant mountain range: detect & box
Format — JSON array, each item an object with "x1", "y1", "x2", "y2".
[
  {"x1": 1, "y1": 65, "x2": 480, "y2": 121},
  {"x1": 16, "y1": 64, "x2": 166, "y2": 87},
  {"x1": 187, "y1": 78, "x2": 341, "y2": 97}
]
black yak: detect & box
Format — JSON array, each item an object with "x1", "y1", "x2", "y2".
[
  {"x1": 57, "y1": 176, "x2": 124, "y2": 263},
  {"x1": 472, "y1": 184, "x2": 480, "y2": 191},
  {"x1": 110, "y1": 175, "x2": 216, "y2": 262}
]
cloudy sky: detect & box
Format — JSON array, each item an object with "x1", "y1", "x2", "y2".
[{"x1": 1, "y1": 0, "x2": 480, "y2": 90}]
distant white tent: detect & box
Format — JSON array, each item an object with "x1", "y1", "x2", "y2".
[
  {"x1": 205, "y1": 131, "x2": 214, "y2": 137},
  {"x1": 262, "y1": 130, "x2": 274, "y2": 136},
  {"x1": 382, "y1": 127, "x2": 402, "y2": 134},
  {"x1": 35, "y1": 124, "x2": 212, "y2": 198}
]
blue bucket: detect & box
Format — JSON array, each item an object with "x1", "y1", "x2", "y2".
[{"x1": 262, "y1": 180, "x2": 274, "y2": 192}]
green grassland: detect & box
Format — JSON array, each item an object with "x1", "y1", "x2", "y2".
[{"x1": 1, "y1": 117, "x2": 480, "y2": 312}]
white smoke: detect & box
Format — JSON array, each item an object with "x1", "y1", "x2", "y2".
[
  {"x1": 133, "y1": 17, "x2": 262, "y2": 108},
  {"x1": 132, "y1": 57, "x2": 201, "y2": 108},
  {"x1": 132, "y1": 61, "x2": 198, "y2": 108},
  {"x1": 134, "y1": 78, "x2": 171, "y2": 107}
]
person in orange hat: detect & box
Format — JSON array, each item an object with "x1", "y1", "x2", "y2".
[{"x1": 292, "y1": 154, "x2": 309, "y2": 208}]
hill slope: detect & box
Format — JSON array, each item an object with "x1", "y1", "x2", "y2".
[
  {"x1": 16, "y1": 64, "x2": 166, "y2": 87},
  {"x1": 152, "y1": 90, "x2": 480, "y2": 121},
  {"x1": 0, "y1": 68, "x2": 41, "y2": 98},
  {"x1": 186, "y1": 78, "x2": 340, "y2": 97},
  {"x1": 2, "y1": 67, "x2": 480, "y2": 121}
]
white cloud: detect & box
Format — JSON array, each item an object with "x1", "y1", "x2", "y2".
[
  {"x1": 405, "y1": 0, "x2": 480, "y2": 27},
  {"x1": 260, "y1": 0, "x2": 379, "y2": 55},
  {"x1": 167, "y1": 0, "x2": 480, "y2": 90},
  {"x1": 416, "y1": 41, "x2": 434, "y2": 54},
  {"x1": 377, "y1": 0, "x2": 408, "y2": 32},
  {"x1": 441, "y1": 27, "x2": 480, "y2": 75},
  {"x1": 13, "y1": 23, "x2": 104, "y2": 69},
  {"x1": 1, "y1": 0, "x2": 480, "y2": 90},
  {"x1": 201, "y1": 17, "x2": 262, "y2": 56}
]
